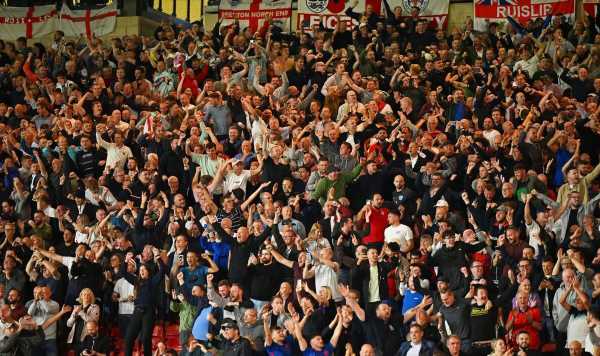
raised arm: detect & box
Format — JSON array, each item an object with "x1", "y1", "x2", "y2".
[
  {"x1": 35, "y1": 248, "x2": 65, "y2": 265},
  {"x1": 293, "y1": 317, "x2": 308, "y2": 351},
  {"x1": 329, "y1": 311, "x2": 345, "y2": 348},
  {"x1": 240, "y1": 181, "x2": 270, "y2": 211}
]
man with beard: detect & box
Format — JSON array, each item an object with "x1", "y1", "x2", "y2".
[
  {"x1": 430, "y1": 230, "x2": 487, "y2": 293},
  {"x1": 77, "y1": 321, "x2": 110, "y2": 356},
  {"x1": 247, "y1": 248, "x2": 284, "y2": 312}
]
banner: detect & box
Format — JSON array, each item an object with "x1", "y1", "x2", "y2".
[
  {"x1": 474, "y1": 0, "x2": 575, "y2": 32},
  {"x1": 59, "y1": 2, "x2": 118, "y2": 39},
  {"x1": 584, "y1": 0, "x2": 600, "y2": 17},
  {"x1": 390, "y1": 0, "x2": 449, "y2": 29},
  {"x1": 0, "y1": 3, "x2": 117, "y2": 41},
  {"x1": 296, "y1": 0, "x2": 449, "y2": 31},
  {"x1": 297, "y1": 0, "x2": 379, "y2": 30},
  {"x1": 0, "y1": 5, "x2": 57, "y2": 41},
  {"x1": 218, "y1": 0, "x2": 293, "y2": 32}
]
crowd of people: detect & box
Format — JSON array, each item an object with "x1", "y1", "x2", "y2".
[{"x1": 0, "y1": 0, "x2": 600, "y2": 355}]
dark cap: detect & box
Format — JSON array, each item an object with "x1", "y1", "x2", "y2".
[{"x1": 221, "y1": 318, "x2": 238, "y2": 330}]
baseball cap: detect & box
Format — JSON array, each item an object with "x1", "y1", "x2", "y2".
[
  {"x1": 434, "y1": 199, "x2": 449, "y2": 208},
  {"x1": 221, "y1": 318, "x2": 238, "y2": 330}
]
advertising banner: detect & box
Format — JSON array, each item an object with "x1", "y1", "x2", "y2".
[
  {"x1": 474, "y1": 0, "x2": 575, "y2": 31},
  {"x1": 219, "y1": 0, "x2": 293, "y2": 32},
  {"x1": 297, "y1": 0, "x2": 449, "y2": 30}
]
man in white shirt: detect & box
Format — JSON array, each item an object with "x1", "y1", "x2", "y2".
[
  {"x1": 397, "y1": 323, "x2": 434, "y2": 356},
  {"x1": 113, "y1": 259, "x2": 135, "y2": 337},
  {"x1": 336, "y1": 90, "x2": 365, "y2": 122},
  {"x1": 482, "y1": 116, "x2": 501, "y2": 149},
  {"x1": 513, "y1": 40, "x2": 545, "y2": 78},
  {"x1": 223, "y1": 158, "x2": 262, "y2": 195},
  {"x1": 384, "y1": 209, "x2": 413, "y2": 253},
  {"x1": 96, "y1": 125, "x2": 133, "y2": 172}
]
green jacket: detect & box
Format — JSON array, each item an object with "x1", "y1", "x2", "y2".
[
  {"x1": 312, "y1": 164, "x2": 363, "y2": 205},
  {"x1": 170, "y1": 300, "x2": 199, "y2": 332}
]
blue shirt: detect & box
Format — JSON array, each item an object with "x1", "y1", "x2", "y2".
[
  {"x1": 452, "y1": 103, "x2": 466, "y2": 121},
  {"x1": 199, "y1": 237, "x2": 231, "y2": 271},
  {"x1": 553, "y1": 148, "x2": 571, "y2": 187},
  {"x1": 266, "y1": 336, "x2": 294, "y2": 356},
  {"x1": 401, "y1": 289, "x2": 424, "y2": 316},
  {"x1": 182, "y1": 265, "x2": 209, "y2": 287},
  {"x1": 303, "y1": 343, "x2": 335, "y2": 356}
]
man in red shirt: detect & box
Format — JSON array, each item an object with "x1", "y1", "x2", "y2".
[{"x1": 359, "y1": 193, "x2": 389, "y2": 250}]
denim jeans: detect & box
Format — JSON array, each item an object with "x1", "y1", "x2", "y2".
[
  {"x1": 42, "y1": 339, "x2": 58, "y2": 356},
  {"x1": 118, "y1": 314, "x2": 132, "y2": 339},
  {"x1": 543, "y1": 315, "x2": 556, "y2": 342}
]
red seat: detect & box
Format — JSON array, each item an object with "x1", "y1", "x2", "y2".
[
  {"x1": 166, "y1": 336, "x2": 180, "y2": 350},
  {"x1": 152, "y1": 325, "x2": 164, "y2": 337},
  {"x1": 166, "y1": 323, "x2": 179, "y2": 336},
  {"x1": 541, "y1": 343, "x2": 557, "y2": 353},
  {"x1": 110, "y1": 326, "x2": 121, "y2": 338}
]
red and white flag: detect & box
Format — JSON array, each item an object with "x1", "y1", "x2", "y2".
[
  {"x1": 59, "y1": 2, "x2": 118, "y2": 38},
  {"x1": 0, "y1": 5, "x2": 57, "y2": 41},
  {"x1": 219, "y1": 0, "x2": 293, "y2": 32},
  {"x1": 297, "y1": 0, "x2": 449, "y2": 31},
  {"x1": 0, "y1": 2, "x2": 117, "y2": 41},
  {"x1": 297, "y1": 0, "x2": 380, "y2": 30},
  {"x1": 474, "y1": 0, "x2": 575, "y2": 31}
]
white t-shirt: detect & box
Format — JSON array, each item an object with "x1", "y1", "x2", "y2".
[
  {"x1": 514, "y1": 55, "x2": 540, "y2": 78},
  {"x1": 75, "y1": 230, "x2": 90, "y2": 245},
  {"x1": 567, "y1": 313, "x2": 589, "y2": 345},
  {"x1": 113, "y1": 277, "x2": 135, "y2": 315},
  {"x1": 61, "y1": 256, "x2": 76, "y2": 278},
  {"x1": 315, "y1": 263, "x2": 341, "y2": 302},
  {"x1": 223, "y1": 170, "x2": 251, "y2": 194},
  {"x1": 384, "y1": 224, "x2": 413, "y2": 249}
]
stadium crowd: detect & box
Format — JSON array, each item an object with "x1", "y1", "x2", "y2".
[{"x1": 0, "y1": 1, "x2": 600, "y2": 355}]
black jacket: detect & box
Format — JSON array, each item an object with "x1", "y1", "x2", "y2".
[
  {"x1": 214, "y1": 224, "x2": 270, "y2": 286},
  {"x1": 0, "y1": 327, "x2": 44, "y2": 356},
  {"x1": 77, "y1": 334, "x2": 111, "y2": 356},
  {"x1": 353, "y1": 260, "x2": 396, "y2": 303}
]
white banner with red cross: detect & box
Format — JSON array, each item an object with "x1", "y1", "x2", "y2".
[
  {"x1": 0, "y1": 5, "x2": 58, "y2": 41},
  {"x1": 474, "y1": 0, "x2": 575, "y2": 32},
  {"x1": 58, "y1": 2, "x2": 118, "y2": 39},
  {"x1": 218, "y1": 0, "x2": 293, "y2": 32},
  {"x1": 0, "y1": 3, "x2": 117, "y2": 41}
]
